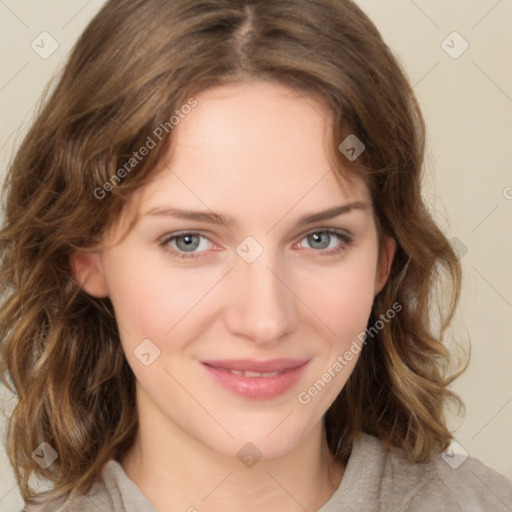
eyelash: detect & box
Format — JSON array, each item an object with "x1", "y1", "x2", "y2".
[{"x1": 159, "y1": 229, "x2": 353, "y2": 261}]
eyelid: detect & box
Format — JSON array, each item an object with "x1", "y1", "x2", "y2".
[{"x1": 298, "y1": 226, "x2": 352, "y2": 239}]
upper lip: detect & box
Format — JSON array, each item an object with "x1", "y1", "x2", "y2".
[{"x1": 202, "y1": 359, "x2": 309, "y2": 373}]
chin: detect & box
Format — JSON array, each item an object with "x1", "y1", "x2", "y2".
[{"x1": 200, "y1": 414, "x2": 316, "y2": 462}]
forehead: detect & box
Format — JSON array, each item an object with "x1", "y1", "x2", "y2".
[
  {"x1": 127, "y1": 80, "x2": 371, "y2": 230},
  {"x1": 167, "y1": 80, "x2": 335, "y2": 171}
]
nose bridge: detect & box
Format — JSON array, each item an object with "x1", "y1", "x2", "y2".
[{"x1": 225, "y1": 246, "x2": 298, "y2": 344}]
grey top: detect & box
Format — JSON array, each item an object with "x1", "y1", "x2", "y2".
[{"x1": 25, "y1": 433, "x2": 512, "y2": 511}]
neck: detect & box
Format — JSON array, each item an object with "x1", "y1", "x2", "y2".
[{"x1": 121, "y1": 397, "x2": 344, "y2": 512}]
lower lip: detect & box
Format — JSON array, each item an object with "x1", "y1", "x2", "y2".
[{"x1": 202, "y1": 361, "x2": 310, "y2": 400}]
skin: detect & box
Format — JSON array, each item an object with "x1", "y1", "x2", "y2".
[{"x1": 73, "y1": 80, "x2": 395, "y2": 512}]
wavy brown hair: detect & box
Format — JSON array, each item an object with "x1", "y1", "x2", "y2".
[{"x1": 0, "y1": 0, "x2": 466, "y2": 506}]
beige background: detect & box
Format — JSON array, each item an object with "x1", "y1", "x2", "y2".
[{"x1": 0, "y1": 0, "x2": 511, "y2": 508}]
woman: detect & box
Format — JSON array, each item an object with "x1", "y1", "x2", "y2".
[{"x1": 1, "y1": 0, "x2": 511, "y2": 510}]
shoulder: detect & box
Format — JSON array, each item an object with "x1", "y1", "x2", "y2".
[
  {"x1": 23, "y1": 476, "x2": 115, "y2": 512},
  {"x1": 24, "y1": 460, "x2": 155, "y2": 512},
  {"x1": 347, "y1": 433, "x2": 512, "y2": 511}
]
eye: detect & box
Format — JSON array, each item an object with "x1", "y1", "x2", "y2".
[
  {"x1": 160, "y1": 231, "x2": 213, "y2": 259},
  {"x1": 159, "y1": 228, "x2": 353, "y2": 261},
  {"x1": 296, "y1": 229, "x2": 352, "y2": 255}
]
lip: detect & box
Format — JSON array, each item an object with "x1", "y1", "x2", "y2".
[{"x1": 201, "y1": 359, "x2": 310, "y2": 400}]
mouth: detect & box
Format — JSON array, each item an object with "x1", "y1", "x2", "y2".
[
  {"x1": 209, "y1": 368, "x2": 292, "y2": 378},
  {"x1": 201, "y1": 359, "x2": 310, "y2": 399}
]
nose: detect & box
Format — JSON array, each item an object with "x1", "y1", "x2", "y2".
[{"x1": 224, "y1": 249, "x2": 300, "y2": 347}]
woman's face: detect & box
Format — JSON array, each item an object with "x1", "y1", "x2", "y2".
[{"x1": 82, "y1": 80, "x2": 394, "y2": 460}]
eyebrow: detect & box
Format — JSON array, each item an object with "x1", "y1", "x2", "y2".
[{"x1": 144, "y1": 201, "x2": 371, "y2": 228}]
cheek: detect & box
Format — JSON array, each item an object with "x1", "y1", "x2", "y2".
[
  {"x1": 298, "y1": 247, "x2": 378, "y2": 343},
  {"x1": 293, "y1": 253, "x2": 377, "y2": 413},
  {"x1": 104, "y1": 247, "x2": 219, "y2": 344}
]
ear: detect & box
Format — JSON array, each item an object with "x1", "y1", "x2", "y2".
[
  {"x1": 374, "y1": 236, "x2": 396, "y2": 296},
  {"x1": 70, "y1": 252, "x2": 109, "y2": 298}
]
